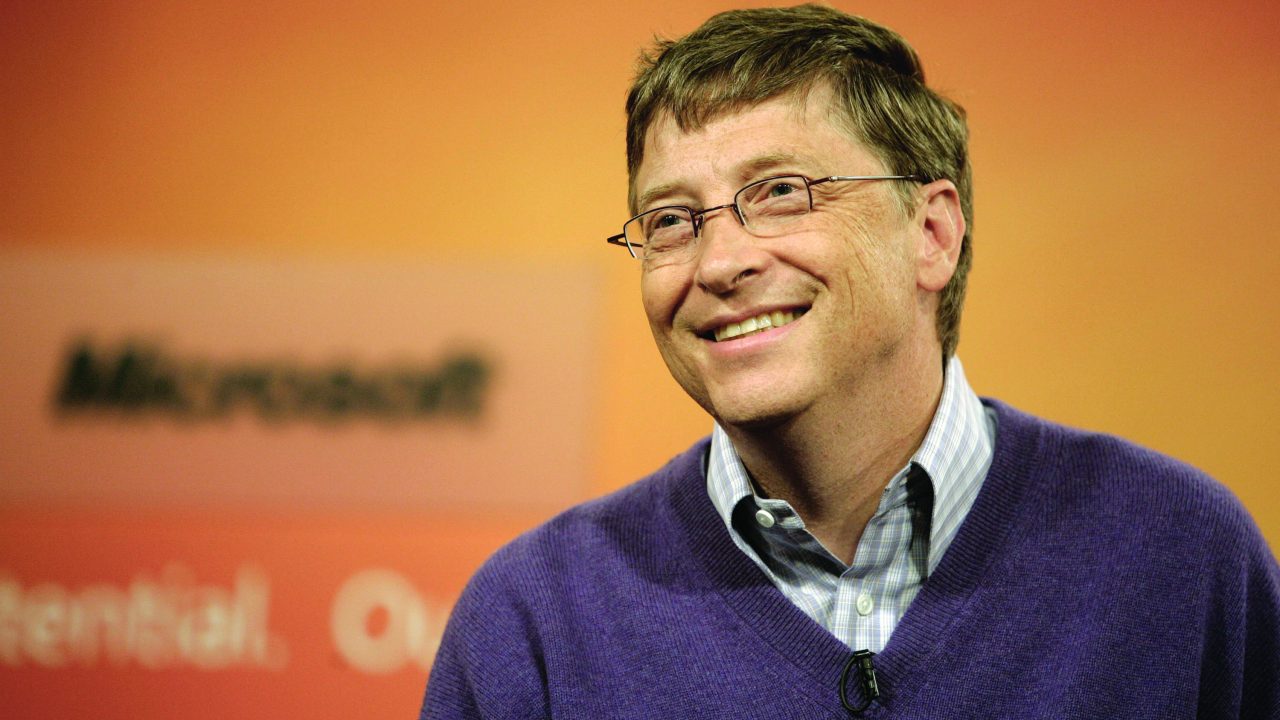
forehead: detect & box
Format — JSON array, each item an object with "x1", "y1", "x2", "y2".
[{"x1": 632, "y1": 85, "x2": 880, "y2": 208}]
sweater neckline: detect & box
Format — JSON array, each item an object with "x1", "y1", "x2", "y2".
[{"x1": 667, "y1": 399, "x2": 1051, "y2": 711}]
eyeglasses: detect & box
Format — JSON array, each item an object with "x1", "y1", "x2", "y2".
[{"x1": 606, "y1": 174, "x2": 925, "y2": 264}]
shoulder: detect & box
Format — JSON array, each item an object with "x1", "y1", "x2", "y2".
[
  {"x1": 422, "y1": 439, "x2": 712, "y2": 717},
  {"x1": 461, "y1": 437, "x2": 710, "y2": 604},
  {"x1": 983, "y1": 397, "x2": 1267, "y2": 558},
  {"x1": 972, "y1": 399, "x2": 1280, "y2": 718}
]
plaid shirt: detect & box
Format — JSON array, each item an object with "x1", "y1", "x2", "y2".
[{"x1": 707, "y1": 357, "x2": 996, "y2": 653}]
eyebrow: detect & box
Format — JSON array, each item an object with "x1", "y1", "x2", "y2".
[
  {"x1": 635, "y1": 183, "x2": 682, "y2": 213},
  {"x1": 738, "y1": 153, "x2": 807, "y2": 178}
]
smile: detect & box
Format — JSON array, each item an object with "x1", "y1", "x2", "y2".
[{"x1": 713, "y1": 310, "x2": 805, "y2": 342}]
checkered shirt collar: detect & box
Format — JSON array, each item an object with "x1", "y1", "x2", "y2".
[{"x1": 706, "y1": 356, "x2": 993, "y2": 574}]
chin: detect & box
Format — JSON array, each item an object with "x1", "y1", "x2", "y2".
[
  {"x1": 704, "y1": 389, "x2": 808, "y2": 432},
  {"x1": 715, "y1": 410, "x2": 795, "y2": 433}
]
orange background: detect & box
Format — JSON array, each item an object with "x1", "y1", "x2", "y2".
[{"x1": 1, "y1": 1, "x2": 1278, "y2": 717}]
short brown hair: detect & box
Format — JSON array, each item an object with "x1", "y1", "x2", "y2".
[{"x1": 625, "y1": 4, "x2": 973, "y2": 359}]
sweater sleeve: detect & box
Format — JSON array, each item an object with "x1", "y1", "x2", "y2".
[
  {"x1": 1196, "y1": 504, "x2": 1280, "y2": 720},
  {"x1": 419, "y1": 549, "x2": 550, "y2": 720},
  {"x1": 1238, "y1": 532, "x2": 1280, "y2": 720}
]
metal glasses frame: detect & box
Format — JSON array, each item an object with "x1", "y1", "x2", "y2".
[{"x1": 605, "y1": 174, "x2": 926, "y2": 259}]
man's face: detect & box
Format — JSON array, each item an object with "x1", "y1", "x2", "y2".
[{"x1": 634, "y1": 86, "x2": 941, "y2": 430}]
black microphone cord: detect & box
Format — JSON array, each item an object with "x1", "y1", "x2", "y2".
[{"x1": 839, "y1": 649, "x2": 880, "y2": 715}]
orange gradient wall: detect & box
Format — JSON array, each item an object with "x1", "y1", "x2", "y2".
[{"x1": 2, "y1": 1, "x2": 1277, "y2": 718}]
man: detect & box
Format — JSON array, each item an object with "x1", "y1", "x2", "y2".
[{"x1": 421, "y1": 6, "x2": 1279, "y2": 718}]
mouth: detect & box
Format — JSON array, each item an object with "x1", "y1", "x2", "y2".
[{"x1": 711, "y1": 309, "x2": 806, "y2": 342}]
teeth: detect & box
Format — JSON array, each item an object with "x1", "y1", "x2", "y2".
[{"x1": 713, "y1": 310, "x2": 801, "y2": 342}]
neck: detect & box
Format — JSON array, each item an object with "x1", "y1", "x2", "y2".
[{"x1": 723, "y1": 344, "x2": 945, "y2": 564}]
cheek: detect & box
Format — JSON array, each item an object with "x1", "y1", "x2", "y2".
[
  {"x1": 830, "y1": 199, "x2": 914, "y2": 277},
  {"x1": 787, "y1": 213, "x2": 887, "y2": 292},
  {"x1": 640, "y1": 270, "x2": 681, "y2": 330},
  {"x1": 799, "y1": 214, "x2": 917, "y2": 331}
]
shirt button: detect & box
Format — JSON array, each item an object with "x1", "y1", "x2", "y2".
[
  {"x1": 856, "y1": 593, "x2": 874, "y2": 616},
  {"x1": 754, "y1": 509, "x2": 776, "y2": 528}
]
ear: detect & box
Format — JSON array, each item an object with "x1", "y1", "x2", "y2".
[{"x1": 914, "y1": 180, "x2": 965, "y2": 294}]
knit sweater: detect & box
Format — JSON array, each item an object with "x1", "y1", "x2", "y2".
[{"x1": 420, "y1": 400, "x2": 1280, "y2": 719}]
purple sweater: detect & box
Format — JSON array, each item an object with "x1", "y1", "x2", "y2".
[{"x1": 421, "y1": 400, "x2": 1280, "y2": 718}]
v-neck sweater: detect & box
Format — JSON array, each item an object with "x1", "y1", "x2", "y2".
[{"x1": 421, "y1": 400, "x2": 1280, "y2": 719}]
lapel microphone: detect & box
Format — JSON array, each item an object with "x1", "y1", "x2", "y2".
[{"x1": 839, "y1": 650, "x2": 880, "y2": 715}]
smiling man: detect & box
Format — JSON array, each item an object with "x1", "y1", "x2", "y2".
[{"x1": 421, "y1": 6, "x2": 1279, "y2": 719}]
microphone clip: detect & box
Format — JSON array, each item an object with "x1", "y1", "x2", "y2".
[{"x1": 839, "y1": 649, "x2": 880, "y2": 715}]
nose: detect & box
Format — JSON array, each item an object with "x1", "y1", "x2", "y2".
[{"x1": 692, "y1": 205, "x2": 766, "y2": 295}]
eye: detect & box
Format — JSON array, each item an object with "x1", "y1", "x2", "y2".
[
  {"x1": 639, "y1": 207, "x2": 692, "y2": 233},
  {"x1": 636, "y1": 207, "x2": 695, "y2": 255},
  {"x1": 653, "y1": 212, "x2": 688, "y2": 229},
  {"x1": 767, "y1": 181, "x2": 799, "y2": 197},
  {"x1": 741, "y1": 176, "x2": 811, "y2": 221}
]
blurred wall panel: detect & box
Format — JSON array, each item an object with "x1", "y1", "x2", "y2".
[{"x1": 0, "y1": 252, "x2": 596, "y2": 513}]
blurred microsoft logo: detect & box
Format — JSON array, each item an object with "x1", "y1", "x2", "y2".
[{"x1": 53, "y1": 340, "x2": 492, "y2": 423}]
